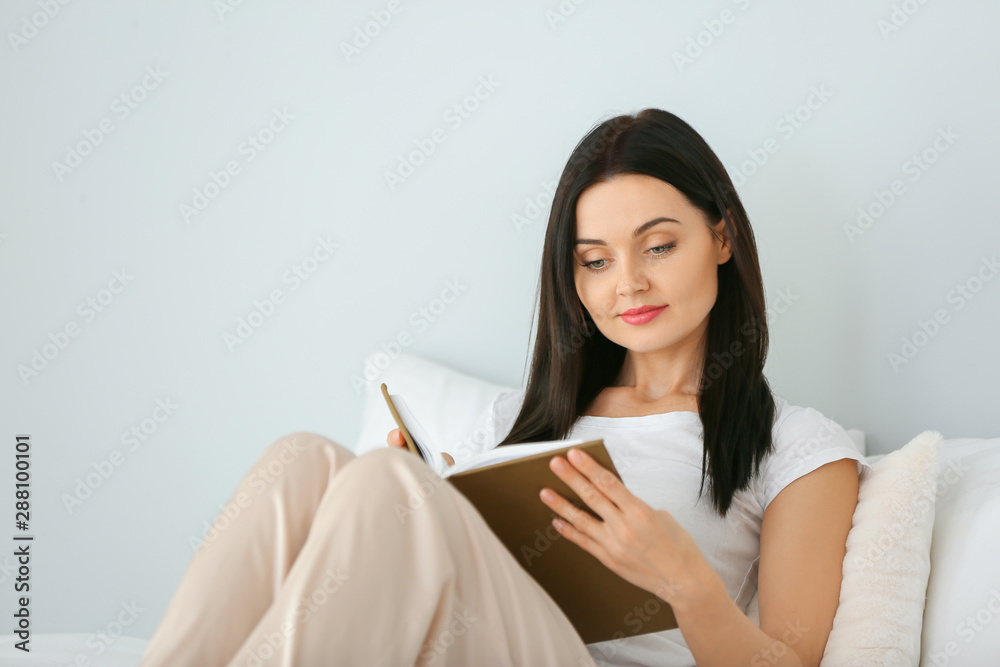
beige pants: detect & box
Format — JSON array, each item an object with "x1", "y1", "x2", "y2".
[{"x1": 140, "y1": 432, "x2": 597, "y2": 667}]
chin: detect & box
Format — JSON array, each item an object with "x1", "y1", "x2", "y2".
[
  {"x1": 614, "y1": 325, "x2": 682, "y2": 346},
  {"x1": 611, "y1": 334, "x2": 669, "y2": 352}
]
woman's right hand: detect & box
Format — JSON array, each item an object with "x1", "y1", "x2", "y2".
[{"x1": 387, "y1": 429, "x2": 454, "y2": 467}]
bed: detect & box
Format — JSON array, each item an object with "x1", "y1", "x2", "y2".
[
  {"x1": 3, "y1": 351, "x2": 998, "y2": 666},
  {"x1": 0, "y1": 633, "x2": 148, "y2": 665}
]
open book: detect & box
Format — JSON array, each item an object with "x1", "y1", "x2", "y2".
[{"x1": 380, "y1": 383, "x2": 678, "y2": 644}]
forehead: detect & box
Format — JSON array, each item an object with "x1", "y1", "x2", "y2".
[
  {"x1": 575, "y1": 174, "x2": 698, "y2": 229},
  {"x1": 575, "y1": 174, "x2": 702, "y2": 238}
]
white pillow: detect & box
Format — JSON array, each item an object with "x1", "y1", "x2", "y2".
[
  {"x1": 352, "y1": 351, "x2": 514, "y2": 457},
  {"x1": 354, "y1": 356, "x2": 870, "y2": 458},
  {"x1": 919, "y1": 436, "x2": 1000, "y2": 666},
  {"x1": 820, "y1": 430, "x2": 942, "y2": 666}
]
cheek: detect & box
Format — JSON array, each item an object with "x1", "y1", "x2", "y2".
[
  {"x1": 684, "y1": 259, "x2": 720, "y2": 309},
  {"x1": 575, "y1": 275, "x2": 612, "y2": 318},
  {"x1": 652, "y1": 255, "x2": 718, "y2": 314}
]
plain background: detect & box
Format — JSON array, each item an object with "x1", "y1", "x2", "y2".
[{"x1": 1, "y1": 0, "x2": 998, "y2": 641}]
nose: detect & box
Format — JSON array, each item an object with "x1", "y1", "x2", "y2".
[{"x1": 615, "y1": 255, "x2": 648, "y2": 297}]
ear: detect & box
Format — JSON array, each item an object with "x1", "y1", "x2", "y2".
[{"x1": 714, "y1": 216, "x2": 733, "y2": 265}]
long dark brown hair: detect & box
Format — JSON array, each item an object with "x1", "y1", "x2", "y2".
[{"x1": 496, "y1": 108, "x2": 776, "y2": 518}]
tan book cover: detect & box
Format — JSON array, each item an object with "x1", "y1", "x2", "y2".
[{"x1": 381, "y1": 383, "x2": 678, "y2": 644}]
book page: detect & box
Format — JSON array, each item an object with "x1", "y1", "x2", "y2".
[
  {"x1": 387, "y1": 394, "x2": 437, "y2": 462},
  {"x1": 443, "y1": 439, "x2": 587, "y2": 477}
]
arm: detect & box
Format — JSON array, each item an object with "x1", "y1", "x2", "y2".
[
  {"x1": 670, "y1": 457, "x2": 859, "y2": 667},
  {"x1": 540, "y1": 450, "x2": 858, "y2": 667}
]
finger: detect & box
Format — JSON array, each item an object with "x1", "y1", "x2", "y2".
[
  {"x1": 564, "y1": 448, "x2": 635, "y2": 511},
  {"x1": 550, "y1": 515, "x2": 611, "y2": 566},
  {"x1": 539, "y1": 486, "x2": 602, "y2": 535},
  {"x1": 549, "y1": 454, "x2": 620, "y2": 520}
]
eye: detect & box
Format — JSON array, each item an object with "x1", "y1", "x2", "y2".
[
  {"x1": 649, "y1": 243, "x2": 676, "y2": 256},
  {"x1": 581, "y1": 258, "x2": 609, "y2": 273},
  {"x1": 579, "y1": 243, "x2": 676, "y2": 274}
]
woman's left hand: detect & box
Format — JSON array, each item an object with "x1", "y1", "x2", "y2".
[{"x1": 539, "y1": 447, "x2": 707, "y2": 603}]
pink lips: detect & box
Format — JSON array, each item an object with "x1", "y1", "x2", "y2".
[{"x1": 620, "y1": 305, "x2": 667, "y2": 325}]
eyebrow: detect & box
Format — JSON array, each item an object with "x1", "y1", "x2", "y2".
[{"x1": 574, "y1": 217, "x2": 681, "y2": 246}]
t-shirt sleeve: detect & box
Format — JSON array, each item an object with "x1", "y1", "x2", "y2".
[
  {"x1": 440, "y1": 388, "x2": 526, "y2": 468},
  {"x1": 754, "y1": 402, "x2": 872, "y2": 513}
]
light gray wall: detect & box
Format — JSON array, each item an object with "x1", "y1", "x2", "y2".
[{"x1": 1, "y1": 0, "x2": 998, "y2": 640}]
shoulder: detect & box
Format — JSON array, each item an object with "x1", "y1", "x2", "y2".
[
  {"x1": 754, "y1": 393, "x2": 871, "y2": 512},
  {"x1": 771, "y1": 394, "x2": 846, "y2": 446}
]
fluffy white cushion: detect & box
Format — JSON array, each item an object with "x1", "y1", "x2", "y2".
[
  {"x1": 352, "y1": 351, "x2": 515, "y2": 456},
  {"x1": 919, "y1": 436, "x2": 1000, "y2": 666},
  {"x1": 820, "y1": 430, "x2": 942, "y2": 666}
]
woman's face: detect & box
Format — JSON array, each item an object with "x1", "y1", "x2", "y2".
[{"x1": 572, "y1": 173, "x2": 732, "y2": 356}]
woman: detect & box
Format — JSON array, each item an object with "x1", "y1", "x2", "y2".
[{"x1": 141, "y1": 109, "x2": 869, "y2": 667}]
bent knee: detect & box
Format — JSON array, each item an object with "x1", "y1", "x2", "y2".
[
  {"x1": 254, "y1": 431, "x2": 355, "y2": 478},
  {"x1": 347, "y1": 446, "x2": 446, "y2": 498}
]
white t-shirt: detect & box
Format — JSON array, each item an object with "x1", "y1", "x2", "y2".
[{"x1": 442, "y1": 388, "x2": 872, "y2": 667}]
